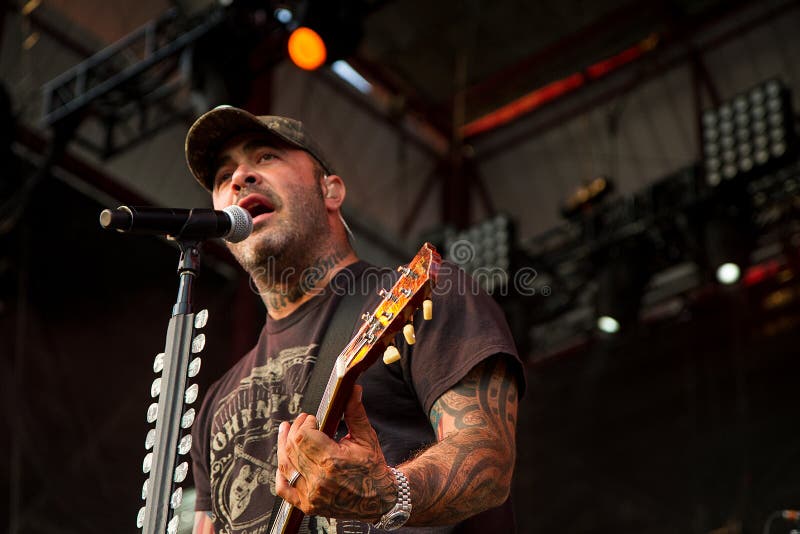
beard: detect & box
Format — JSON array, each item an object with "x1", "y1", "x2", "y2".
[{"x1": 227, "y1": 181, "x2": 332, "y2": 292}]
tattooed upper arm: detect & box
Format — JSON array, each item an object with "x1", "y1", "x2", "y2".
[
  {"x1": 428, "y1": 355, "x2": 519, "y2": 444},
  {"x1": 400, "y1": 355, "x2": 519, "y2": 523}
]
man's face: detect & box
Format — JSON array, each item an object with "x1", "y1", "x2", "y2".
[{"x1": 209, "y1": 132, "x2": 331, "y2": 276}]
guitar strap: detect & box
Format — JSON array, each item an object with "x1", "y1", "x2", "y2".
[
  {"x1": 302, "y1": 287, "x2": 370, "y2": 416},
  {"x1": 268, "y1": 284, "x2": 370, "y2": 531}
]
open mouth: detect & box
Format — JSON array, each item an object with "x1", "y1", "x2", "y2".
[{"x1": 238, "y1": 194, "x2": 276, "y2": 222}]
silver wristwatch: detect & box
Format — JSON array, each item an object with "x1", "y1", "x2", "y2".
[{"x1": 374, "y1": 467, "x2": 412, "y2": 531}]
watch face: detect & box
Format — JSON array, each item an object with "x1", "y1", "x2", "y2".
[{"x1": 385, "y1": 511, "x2": 411, "y2": 530}]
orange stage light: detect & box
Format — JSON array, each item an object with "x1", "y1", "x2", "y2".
[{"x1": 288, "y1": 27, "x2": 327, "y2": 70}]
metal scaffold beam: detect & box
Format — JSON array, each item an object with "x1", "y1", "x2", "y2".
[{"x1": 40, "y1": 7, "x2": 226, "y2": 158}]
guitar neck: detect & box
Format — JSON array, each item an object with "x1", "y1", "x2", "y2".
[{"x1": 269, "y1": 343, "x2": 364, "y2": 534}]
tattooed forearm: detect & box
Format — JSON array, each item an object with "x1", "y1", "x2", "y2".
[{"x1": 402, "y1": 355, "x2": 518, "y2": 526}]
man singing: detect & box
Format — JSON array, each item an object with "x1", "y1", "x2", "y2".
[{"x1": 185, "y1": 106, "x2": 525, "y2": 533}]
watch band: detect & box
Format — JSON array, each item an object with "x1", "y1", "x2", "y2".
[{"x1": 374, "y1": 467, "x2": 412, "y2": 531}]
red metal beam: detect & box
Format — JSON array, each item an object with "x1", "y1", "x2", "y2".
[
  {"x1": 475, "y1": 0, "x2": 799, "y2": 161},
  {"x1": 466, "y1": 0, "x2": 771, "y2": 143},
  {"x1": 463, "y1": 0, "x2": 662, "y2": 106}
]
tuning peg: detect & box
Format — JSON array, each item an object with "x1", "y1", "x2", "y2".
[
  {"x1": 142, "y1": 478, "x2": 150, "y2": 500},
  {"x1": 423, "y1": 299, "x2": 433, "y2": 320},
  {"x1": 194, "y1": 309, "x2": 209, "y2": 329},
  {"x1": 397, "y1": 265, "x2": 418, "y2": 279},
  {"x1": 383, "y1": 345, "x2": 401, "y2": 365},
  {"x1": 403, "y1": 324, "x2": 416, "y2": 345},
  {"x1": 145, "y1": 428, "x2": 156, "y2": 450},
  {"x1": 137, "y1": 506, "x2": 146, "y2": 529},
  {"x1": 167, "y1": 516, "x2": 180, "y2": 534}
]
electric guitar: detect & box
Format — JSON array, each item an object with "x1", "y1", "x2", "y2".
[{"x1": 269, "y1": 242, "x2": 442, "y2": 534}]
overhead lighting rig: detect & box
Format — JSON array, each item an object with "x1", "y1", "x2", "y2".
[
  {"x1": 442, "y1": 213, "x2": 516, "y2": 294},
  {"x1": 702, "y1": 79, "x2": 798, "y2": 188}
]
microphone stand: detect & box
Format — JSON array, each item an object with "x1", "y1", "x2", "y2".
[
  {"x1": 173, "y1": 240, "x2": 200, "y2": 315},
  {"x1": 141, "y1": 239, "x2": 206, "y2": 534}
]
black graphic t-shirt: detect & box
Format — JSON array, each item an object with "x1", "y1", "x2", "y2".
[{"x1": 191, "y1": 261, "x2": 525, "y2": 534}]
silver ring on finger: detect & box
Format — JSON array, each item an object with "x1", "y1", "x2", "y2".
[{"x1": 288, "y1": 470, "x2": 302, "y2": 487}]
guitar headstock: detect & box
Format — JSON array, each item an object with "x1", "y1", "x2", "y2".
[{"x1": 343, "y1": 243, "x2": 441, "y2": 374}]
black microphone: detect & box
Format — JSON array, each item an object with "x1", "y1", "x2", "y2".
[{"x1": 99, "y1": 205, "x2": 253, "y2": 243}]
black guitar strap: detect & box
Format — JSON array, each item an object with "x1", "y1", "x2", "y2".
[
  {"x1": 267, "y1": 286, "x2": 370, "y2": 531},
  {"x1": 301, "y1": 288, "x2": 370, "y2": 417}
]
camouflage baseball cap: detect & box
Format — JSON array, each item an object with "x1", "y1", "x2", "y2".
[{"x1": 185, "y1": 105, "x2": 335, "y2": 191}]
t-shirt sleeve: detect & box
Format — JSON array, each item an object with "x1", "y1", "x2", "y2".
[
  {"x1": 406, "y1": 261, "x2": 525, "y2": 414},
  {"x1": 191, "y1": 378, "x2": 221, "y2": 512}
]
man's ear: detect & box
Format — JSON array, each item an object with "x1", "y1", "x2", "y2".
[{"x1": 323, "y1": 175, "x2": 345, "y2": 208}]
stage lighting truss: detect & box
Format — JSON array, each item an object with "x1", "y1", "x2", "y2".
[
  {"x1": 702, "y1": 79, "x2": 798, "y2": 188},
  {"x1": 41, "y1": 7, "x2": 227, "y2": 157},
  {"x1": 443, "y1": 214, "x2": 515, "y2": 293}
]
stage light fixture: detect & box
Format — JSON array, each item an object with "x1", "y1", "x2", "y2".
[
  {"x1": 284, "y1": 1, "x2": 364, "y2": 71},
  {"x1": 274, "y1": 7, "x2": 293, "y2": 24},
  {"x1": 594, "y1": 243, "x2": 651, "y2": 335},
  {"x1": 597, "y1": 315, "x2": 620, "y2": 334},
  {"x1": 702, "y1": 79, "x2": 797, "y2": 187},
  {"x1": 716, "y1": 262, "x2": 741, "y2": 285},
  {"x1": 443, "y1": 214, "x2": 516, "y2": 293},
  {"x1": 704, "y1": 213, "x2": 750, "y2": 287},
  {"x1": 287, "y1": 26, "x2": 327, "y2": 70}
]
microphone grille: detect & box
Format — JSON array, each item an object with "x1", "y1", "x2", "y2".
[{"x1": 222, "y1": 205, "x2": 253, "y2": 243}]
